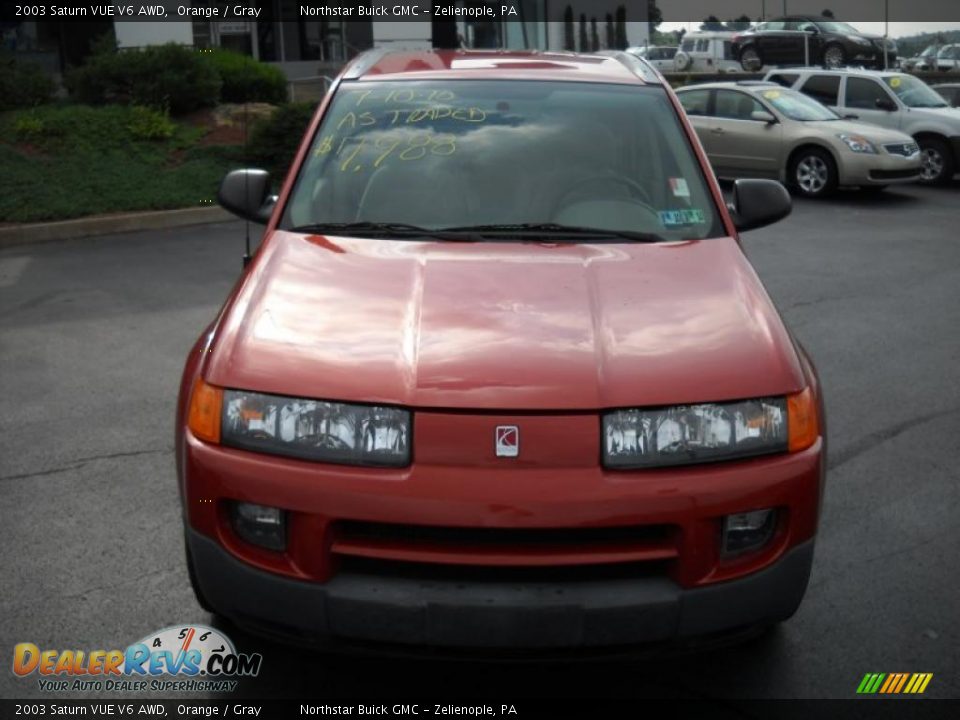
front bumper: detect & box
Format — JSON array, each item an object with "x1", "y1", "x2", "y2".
[
  {"x1": 837, "y1": 150, "x2": 921, "y2": 186},
  {"x1": 181, "y1": 413, "x2": 823, "y2": 649},
  {"x1": 853, "y1": 48, "x2": 897, "y2": 68},
  {"x1": 187, "y1": 528, "x2": 814, "y2": 650}
]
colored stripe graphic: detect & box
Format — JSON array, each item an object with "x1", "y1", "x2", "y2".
[{"x1": 857, "y1": 673, "x2": 933, "y2": 694}]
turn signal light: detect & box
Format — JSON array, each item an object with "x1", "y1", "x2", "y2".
[
  {"x1": 787, "y1": 387, "x2": 819, "y2": 452},
  {"x1": 188, "y1": 377, "x2": 223, "y2": 444}
]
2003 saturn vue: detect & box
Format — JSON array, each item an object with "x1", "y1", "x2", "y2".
[{"x1": 176, "y1": 49, "x2": 825, "y2": 651}]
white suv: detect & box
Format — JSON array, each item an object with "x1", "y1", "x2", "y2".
[
  {"x1": 765, "y1": 67, "x2": 960, "y2": 184},
  {"x1": 674, "y1": 32, "x2": 742, "y2": 74}
]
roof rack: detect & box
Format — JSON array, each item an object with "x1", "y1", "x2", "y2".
[
  {"x1": 342, "y1": 48, "x2": 392, "y2": 80},
  {"x1": 598, "y1": 50, "x2": 663, "y2": 84}
]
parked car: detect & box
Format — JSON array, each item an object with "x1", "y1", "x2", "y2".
[
  {"x1": 674, "y1": 31, "x2": 742, "y2": 73},
  {"x1": 903, "y1": 44, "x2": 941, "y2": 71},
  {"x1": 733, "y1": 17, "x2": 897, "y2": 71},
  {"x1": 929, "y1": 44, "x2": 960, "y2": 72},
  {"x1": 179, "y1": 49, "x2": 824, "y2": 652},
  {"x1": 676, "y1": 81, "x2": 920, "y2": 197},
  {"x1": 767, "y1": 67, "x2": 960, "y2": 184},
  {"x1": 626, "y1": 45, "x2": 678, "y2": 72},
  {"x1": 932, "y1": 83, "x2": 960, "y2": 107}
]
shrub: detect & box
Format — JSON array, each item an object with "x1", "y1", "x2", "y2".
[
  {"x1": 0, "y1": 53, "x2": 54, "y2": 111},
  {"x1": 0, "y1": 105, "x2": 186, "y2": 153},
  {"x1": 204, "y1": 49, "x2": 287, "y2": 104},
  {"x1": 247, "y1": 102, "x2": 315, "y2": 179},
  {"x1": 127, "y1": 105, "x2": 175, "y2": 140},
  {"x1": 66, "y1": 42, "x2": 220, "y2": 115},
  {"x1": 12, "y1": 113, "x2": 45, "y2": 140}
]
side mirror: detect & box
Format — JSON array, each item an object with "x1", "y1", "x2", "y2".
[
  {"x1": 751, "y1": 110, "x2": 777, "y2": 123},
  {"x1": 727, "y1": 178, "x2": 791, "y2": 232},
  {"x1": 875, "y1": 97, "x2": 898, "y2": 112},
  {"x1": 217, "y1": 169, "x2": 277, "y2": 224}
]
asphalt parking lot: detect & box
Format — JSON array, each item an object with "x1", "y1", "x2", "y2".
[{"x1": 1, "y1": 181, "x2": 958, "y2": 701}]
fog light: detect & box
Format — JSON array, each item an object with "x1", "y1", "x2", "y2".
[
  {"x1": 722, "y1": 508, "x2": 777, "y2": 556},
  {"x1": 231, "y1": 502, "x2": 286, "y2": 551}
]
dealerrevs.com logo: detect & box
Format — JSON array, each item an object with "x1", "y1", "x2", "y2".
[{"x1": 12, "y1": 624, "x2": 262, "y2": 693}]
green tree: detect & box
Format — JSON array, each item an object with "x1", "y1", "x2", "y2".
[
  {"x1": 700, "y1": 16, "x2": 724, "y2": 31},
  {"x1": 648, "y1": 1, "x2": 663, "y2": 37},
  {"x1": 615, "y1": 6, "x2": 628, "y2": 50}
]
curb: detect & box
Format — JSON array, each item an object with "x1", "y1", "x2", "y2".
[{"x1": 0, "y1": 206, "x2": 236, "y2": 248}]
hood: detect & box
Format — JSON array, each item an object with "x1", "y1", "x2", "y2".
[
  {"x1": 905, "y1": 106, "x2": 960, "y2": 124},
  {"x1": 807, "y1": 119, "x2": 916, "y2": 144},
  {"x1": 205, "y1": 232, "x2": 806, "y2": 411}
]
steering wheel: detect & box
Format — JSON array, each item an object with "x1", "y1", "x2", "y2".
[{"x1": 552, "y1": 173, "x2": 654, "y2": 216}]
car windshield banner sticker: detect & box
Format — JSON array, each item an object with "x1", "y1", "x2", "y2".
[{"x1": 659, "y1": 209, "x2": 706, "y2": 227}]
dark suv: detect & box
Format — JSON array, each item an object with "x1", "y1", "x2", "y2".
[{"x1": 733, "y1": 17, "x2": 897, "y2": 71}]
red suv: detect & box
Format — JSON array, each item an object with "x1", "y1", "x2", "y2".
[{"x1": 177, "y1": 50, "x2": 824, "y2": 651}]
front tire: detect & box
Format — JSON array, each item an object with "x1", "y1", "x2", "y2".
[
  {"x1": 740, "y1": 46, "x2": 763, "y2": 71},
  {"x1": 918, "y1": 137, "x2": 955, "y2": 185},
  {"x1": 790, "y1": 147, "x2": 838, "y2": 198},
  {"x1": 823, "y1": 43, "x2": 847, "y2": 68}
]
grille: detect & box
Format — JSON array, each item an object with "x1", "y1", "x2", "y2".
[
  {"x1": 330, "y1": 520, "x2": 678, "y2": 571},
  {"x1": 884, "y1": 143, "x2": 919, "y2": 157},
  {"x1": 869, "y1": 168, "x2": 921, "y2": 180},
  {"x1": 336, "y1": 556, "x2": 673, "y2": 583}
]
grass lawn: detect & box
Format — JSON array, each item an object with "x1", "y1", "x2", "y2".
[{"x1": 0, "y1": 104, "x2": 251, "y2": 223}]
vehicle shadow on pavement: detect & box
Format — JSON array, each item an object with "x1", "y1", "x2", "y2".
[{"x1": 208, "y1": 615, "x2": 793, "y2": 699}]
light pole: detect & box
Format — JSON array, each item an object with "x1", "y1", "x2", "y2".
[{"x1": 884, "y1": 0, "x2": 889, "y2": 69}]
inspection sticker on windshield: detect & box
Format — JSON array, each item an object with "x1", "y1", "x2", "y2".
[
  {"x1": 659, "y1": 209, "x2": 705, "y2": 227},
  {"x1": 889, "y1": 77, "x2": 902, "y2": 88},
  {"x1": 669, "y1": 178, "x2": 691, "y2": 198},
  {"x1": 763, "y1": 89, "x2": 782, "y2": 99}
]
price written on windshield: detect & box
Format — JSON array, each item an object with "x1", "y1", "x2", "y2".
[{"x1": 315, "y1": 133, "x2": 458, "y2": 172}]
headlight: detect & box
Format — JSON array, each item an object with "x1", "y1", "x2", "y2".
[
  {"x1": 221, "y1": 389, "x2": 411, "y2": 466},
  {"x1": 852, "y1": 36, "x2": 873, "y2": 46},
  {"x1": 603, "y1": 398, "x2": 787, "y2": 469},
  {"x1": 838, "y1": 134, "x2": 877, "y2": 154}
]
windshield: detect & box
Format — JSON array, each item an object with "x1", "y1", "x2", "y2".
[
  {"x1": 816, "y1": 21, "x2": 861, "y2": 34},
  {"x1": 758, "y1": 87, "x2": 839, "y2": 121},
  {"x1": 282, "y1": 80, "x2": 723, "y2": 241},
  {"x1": 883, "y1": 75, "x2": 949, "y2": 108}
]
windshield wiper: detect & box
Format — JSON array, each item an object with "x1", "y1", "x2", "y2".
[
  {"x1": 438, "y1": 222, "x2": 665, "y2": 243},
  {"x1": 286, "y1": 221, "x2": 480, "y2": 241}
]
